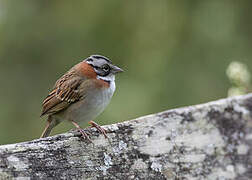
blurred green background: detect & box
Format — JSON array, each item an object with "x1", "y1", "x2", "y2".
[{"x1": 0, "y1": 0, "x2": 251, "y2": 145}]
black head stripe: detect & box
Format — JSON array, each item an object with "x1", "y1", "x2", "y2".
[
  {"x1": 89, "y1": 64, "x2": 110, "y2": 77},
  {"x1": 91, "y1": 55, "x2": 112, "y2": 64},
  {"x1": 86, "y1": 58, "x2": 93, "y2": 62},
  {"x1": 89, "y1": 64, "x2": 99, "y2": 70}
]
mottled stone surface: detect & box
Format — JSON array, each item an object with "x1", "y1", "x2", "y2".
[{"x1": 0, "y1": 94, "x2": 252, "y2": 180}]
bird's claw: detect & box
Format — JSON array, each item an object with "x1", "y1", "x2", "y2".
[{"x1": 88, "y1": 121, "x2": 108, "y2": 139}]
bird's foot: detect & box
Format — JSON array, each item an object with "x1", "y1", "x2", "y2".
[
  {"x1": 88, "y1": 121, "x2": 108, "y2": 139},
  {"x1": 77, "y1": 128, "x2": 92, "y2": 142},
  {"x1": 71, "y1": 120, "x2": 92, "y2": 143}
]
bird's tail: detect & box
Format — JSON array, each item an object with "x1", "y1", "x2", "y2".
[{"x1": 40, "y1": 116, "x2": 59, "y2": 138}]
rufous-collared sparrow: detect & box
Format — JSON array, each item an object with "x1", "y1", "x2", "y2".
[{"x1": 40, "y1": 55, "x2": 123, "y2": 141}]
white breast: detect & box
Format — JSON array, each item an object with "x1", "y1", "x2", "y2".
[
  {"x1": 58, "y1": 75, "x2": 116, "y2": 124},
  {"x1": 94, "y1": 74, "x2": 116, "y2": 114},
  {"x1": 80, "y1": 80, "x2": 115, "y2": 122},
  {"x1": 91, "y1": 80, "x2": 115, "y2": 117}
]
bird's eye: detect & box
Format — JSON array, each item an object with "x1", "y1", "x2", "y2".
[{"x1": 102, "y1": 64, "x2": 110, "y2": 72}]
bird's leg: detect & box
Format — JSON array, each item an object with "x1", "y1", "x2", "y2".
[
  {"x1": 88, "y1": 121, "x2": 108, "y2": 138},
  {"x1": 71, "y1": 120, "x2": 92, "y2": 142}
]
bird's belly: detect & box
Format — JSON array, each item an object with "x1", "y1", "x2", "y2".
[{"x1": 61, "y1": 87, "x2": 114, "y2": 123}]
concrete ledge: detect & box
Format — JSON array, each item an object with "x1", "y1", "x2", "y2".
[{"x1": 0, "y1": 94, "x2": 252, "y2": 179}]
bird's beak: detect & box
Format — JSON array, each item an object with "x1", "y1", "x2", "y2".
[{"x1": 111, "y1": 65, "x2": 124, "y2": 74}]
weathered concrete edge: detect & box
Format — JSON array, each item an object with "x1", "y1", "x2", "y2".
[
  {"x1": 1, "y1": 93, "x2": 252, "y2": 148},
  {"x1": 0, "y1": 93, "x2": 252, "y2": 179}
]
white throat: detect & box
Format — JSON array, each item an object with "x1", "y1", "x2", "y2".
[
  {"x1": 97, "y1": 74, "x2": 116, "y2": 92},
  {"x1": 97, "y1": 74, "x2": 115, "y2": 83}
]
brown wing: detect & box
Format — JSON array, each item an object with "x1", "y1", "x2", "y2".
[{"x1": 41, "y1": 73, "x2": 84, "y2": 117}]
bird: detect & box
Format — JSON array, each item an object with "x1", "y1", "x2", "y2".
[{"x1": 40, "y1": 55, "x2": 123, "y2": 141}]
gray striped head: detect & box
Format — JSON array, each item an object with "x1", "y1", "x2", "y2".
[{"x1": 85, "y1": 55, "x2": 123, "y2": 77}]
